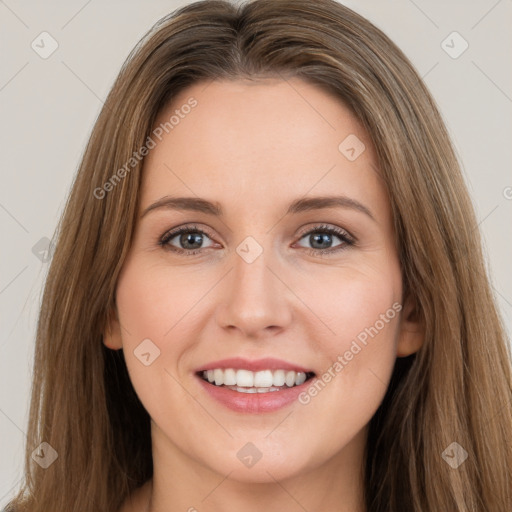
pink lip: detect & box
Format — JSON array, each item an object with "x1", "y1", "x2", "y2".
[
  {"x1": 194, "y1": 357, "x2": 315, "y2": 413},
  {"x1": 196, "y1": 375, "x2": 314, "y2": 413},
  {"x1": 195, "y1": 357, "x2": 313, "y2": 373}
]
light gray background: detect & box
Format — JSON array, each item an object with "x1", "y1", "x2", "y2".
[{"x1": 1, "y1": 0, "x2": 511, "y2": 504}]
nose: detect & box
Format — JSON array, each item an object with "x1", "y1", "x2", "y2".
[{"x1": 215, "y1": 246, "x2": 293, "y2": 339}]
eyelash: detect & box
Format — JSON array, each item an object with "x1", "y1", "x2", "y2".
[{"x1": 158, "y1": 223, "x2": 355, "y2": 257}]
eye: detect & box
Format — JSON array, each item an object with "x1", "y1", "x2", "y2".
[
  {"x1": 159, "y1": 225, "x2": 216, "y2": 255},
  {"x1": 294, "y1": 224, "x2": 354, "y2": 255},
  {"x1": 159, "y1": 223, "x2": 355, "y2": 257}
]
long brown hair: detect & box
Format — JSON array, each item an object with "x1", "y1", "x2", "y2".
[{"x1": 6, "y1": 1, "x2": 512, "y2": 511}]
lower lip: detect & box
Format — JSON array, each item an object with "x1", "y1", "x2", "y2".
[{"x1": 196, "y1": 375, "x2": 313, "y2": 413}]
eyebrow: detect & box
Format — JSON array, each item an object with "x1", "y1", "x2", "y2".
[{"x1": 140, "y1": 195, "x2": 375, "y2": 221}]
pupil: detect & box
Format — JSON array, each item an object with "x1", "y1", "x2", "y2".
[{"x1": 311, "y1": 233, "x2": 331, "y2": 249}]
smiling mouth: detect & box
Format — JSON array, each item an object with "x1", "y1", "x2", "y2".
[{"x1": 198, "y1": 368, "x2": 316, "y2": 393}]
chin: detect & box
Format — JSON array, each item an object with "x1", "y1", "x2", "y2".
[
  {"x1": 215, "y1": 459, "x2": 309, "y2": 484},
  {"x1": 201, "y1": 440, "x2": 316, "y2": 484}
]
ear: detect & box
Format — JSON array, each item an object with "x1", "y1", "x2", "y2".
[
  {"x1": 396, "y1": 294, "x2": 424, "y2": 357},
  {"x1": 102, "y1": 306, "x2": 123, "y2": 350}
]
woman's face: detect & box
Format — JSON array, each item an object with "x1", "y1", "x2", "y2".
[{"x1": 105, "y1": 78, "x2": 422, "y2": 484}]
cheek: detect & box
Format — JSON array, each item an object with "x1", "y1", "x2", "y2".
[
  {"x1": 115, "y1": 258, "x2": 210, "y2": 342},
  {"x1": 113, "y1": 259, "x2": 208, "y2": 392},
  {"x1": 333, "y1": 278, "x2": 400, "y2": 353},
  {"x1": 113, "y1": 259, "x2": 215, "y2": 434},
  {"x1": 296, "y1": 266, "x2": 401, "y2": 411},
  {"x1": 298, "y1": 260, "x2": 401, "y2": 353}
]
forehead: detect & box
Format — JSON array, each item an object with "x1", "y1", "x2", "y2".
[{"x1": 141, "y1": 78, "x2": 385, "y2": 216}]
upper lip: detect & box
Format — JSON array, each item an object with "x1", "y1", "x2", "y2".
[{"x1": 196, "y1": 357, "x2": 314, "y2": 374}]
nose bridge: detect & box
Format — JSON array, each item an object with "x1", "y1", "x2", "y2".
[
  {"x1": 216, "y1": 237, "x2": 292, "y2": 335},
  {"x1": 233, "y1": 240, "x2": 271, "y2": 295}
]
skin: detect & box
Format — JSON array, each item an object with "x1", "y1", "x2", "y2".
[{"x1": 105, "y1": 78, "x2": 423, "y2": 512}]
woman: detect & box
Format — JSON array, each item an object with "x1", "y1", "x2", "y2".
[{"x1": 5, "y1": 0, "x2": 512, "y2": 511}]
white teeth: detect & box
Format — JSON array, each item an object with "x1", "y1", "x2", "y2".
[
  {"x1": 295, "y1": 372, "x2": 307, "y2": 385},
  {"x1": 201, "y1": 368, "x2": 312, "y2": 389},
  {"x1": 254, "y1": 370, "x2": 273, "y2": 387},
  {"x1": 236, "y1": 369, "x2": 254, "y2": 387},
  {"x1": 223, "y1": 368, "x2": 237, "y2": 386},
  {"x1": 230, "y1": 386, "x2": 282, "y2": 393},
  {"x1": 273, "y1": 369, "x2": 285, "y2": 386},
  {"x1": 272, "y1": 370, "x2": 286, "y2": 386},
  {"x1": 213, "y1": 368, "x2": 224, "y2": 386},
  {"x1": 285, "y1": 371, "x2": 296, "y2": 387}
]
